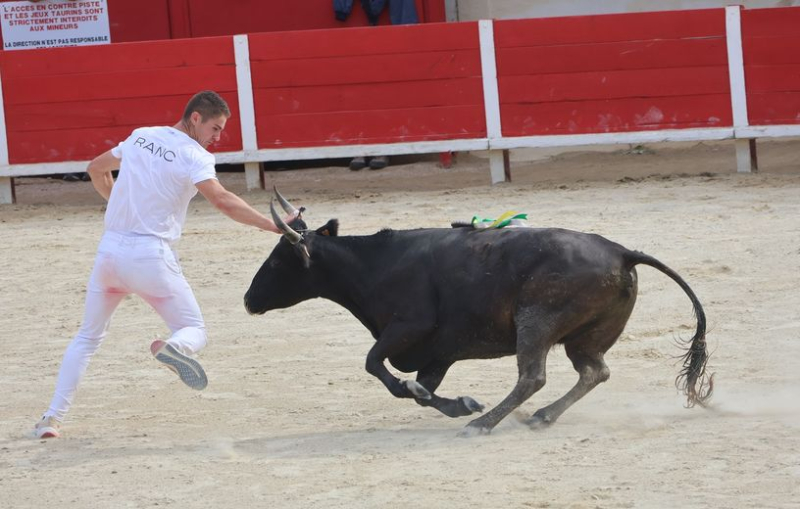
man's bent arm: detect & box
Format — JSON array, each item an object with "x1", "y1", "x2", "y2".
[
  {"x1": 86, "y1": 150, "x2": 120, "y2": 201},
  {"x1": 196, "y1": 178, "x2": 293, "y2": 233}
]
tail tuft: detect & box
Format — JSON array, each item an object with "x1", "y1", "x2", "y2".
[
  {"x1": 675, "y1": 336, "x2": 714, "y2": 408},
  {"x1": 627, "y1": 250, "x2": 714, "y2": 407}
]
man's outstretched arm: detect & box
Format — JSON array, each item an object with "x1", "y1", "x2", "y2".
[{"x1": 196, "y1": 178, "x2": 296, "y2": 233}]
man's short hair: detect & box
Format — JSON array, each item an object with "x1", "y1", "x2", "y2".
[{"x1": 182, "y1": 91, "x2": 231, "y2": 122}]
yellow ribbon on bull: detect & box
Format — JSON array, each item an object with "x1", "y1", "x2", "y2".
[{"x1": 471, "y1": 211, "x2": 529, "y2": 229}]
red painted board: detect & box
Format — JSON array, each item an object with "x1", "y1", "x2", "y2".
[
  {"x1": 742, "y1": 6, "x2": 800, "y2": 38},
  {"x1": 499, "y1": 67, "x2": 730, "y2": 104},
  {"x1": 8, "y1": 126, "x2": 137, "y2": 164},
  {"x1": 253, "y1": 78, "x2": 485, "y2": 115},
  {"x1": 5, "y1": 92, "x2": 243, "y2": 132},
  {"x1": 745, "y1": 64, "x2": 800, "y2": 93},
  {"x1": 8, "y1": 119, "x2": 242, "y2": 164},
  {"x1": 3, "y1": 65, "x2": 237, "y2": 105},
  {"x1": 500, "y1": 94, "x2": 733, "y2": 136},
  {"x1": 747, "y1": 91, "x2": 800, "y2": 124},
  {"x1": 496, "y1": 38, "x2": 727, "y2": 76},
  {"x1": 743, "y1": 35, "x2": 800, "y2": 66},
  {"x1": 255, "y1": 105, "x2": 486, "y2": 147},
  {"x1": 5, "y1": 96, "x2": 186, "y2": 132},
  {"x1": 6, "y1": 90, "x2": 243, "y2": 164},
  {"x1": 0, "y1": 37, "x2": 233, "y2": 78},
  {"x1": 494, "y1": 9, "x2": 725, "y2": 48},
  {"x1": 250, "y1": 50, "x2": 481, "y2": 89},
  {"x1": 247, "y1": 22, "x2": 479, "y2": 61}
]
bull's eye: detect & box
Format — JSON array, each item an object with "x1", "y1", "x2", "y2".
[{"x1": 269, "y1": 259, "x2": 281, "y2": 268}]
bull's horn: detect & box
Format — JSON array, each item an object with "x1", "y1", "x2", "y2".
[
  {"x1": 270, "y1": 200, "x2": 302, "y2": 245},
  {"x1": 273, "y1": 186, "x2": 299, "y2": 216}
]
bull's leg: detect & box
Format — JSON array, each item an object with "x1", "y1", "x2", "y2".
[
  {"x1": 461, "y1": 308, "x2": 553, "y2": 435},
  {"x1": 525, "y1": 350, "x2": 610, "y2": 429},
  {"x1": 414, "y1": 362, "x2": 485, "y2": 418},
  {"x1": 525, "y1": 314, "x2": 627, "y2": 428},
  {"x1": 365, "y1": 321, "x2": 434, "y2": 400}
]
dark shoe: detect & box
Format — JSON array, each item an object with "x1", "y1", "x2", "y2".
[
  {"x1": 349, "y1": 157, "x2": 367, "y2": 171},
  {"x1": 369, "y1": 156, "x2": 389, "y2": 170},
  {"x1": 80, "y1": 173, "x2": 91, "y2": 181},
  {"x1": 63, "y1": 173, "x2": 81, "y2": 182}
]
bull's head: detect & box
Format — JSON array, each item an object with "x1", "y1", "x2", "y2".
[{"x1": 243, "y1": 189, "x2": 338, "y2": 315}]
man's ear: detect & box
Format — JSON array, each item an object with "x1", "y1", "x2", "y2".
[{"x1": 316, "y1": 219, "x2": 339, "y2": 237}]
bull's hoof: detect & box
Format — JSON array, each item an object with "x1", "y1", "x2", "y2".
[
  {"x1": 403, "y1": 380, "x2": 432, "y2": 400},
  {"x1": 457, "y1": 424, "x2": 491, "y2": 438},
  {"x1": 458, "y1": 396, "x2": 485, "y2": 414},
  {"x1": 525, "y1": 412, "x2": 554, "y2": 430}
]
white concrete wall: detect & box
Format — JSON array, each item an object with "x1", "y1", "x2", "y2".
[{"x1": 454, "y1": 0, "x2": 800, "y2": 20}]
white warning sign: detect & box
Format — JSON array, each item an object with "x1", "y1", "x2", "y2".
[{"x1": 1, "y1": 0, "x2": 110, "y2": 51}]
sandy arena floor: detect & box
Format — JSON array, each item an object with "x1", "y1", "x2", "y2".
[{"x1": 1, "y1": 140, "x2": 799, "y2": 508}]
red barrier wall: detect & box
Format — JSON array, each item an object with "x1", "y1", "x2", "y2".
[
  {"x1": 494, "y1": 9, "x2": 732, "y2": 136},
  {"x1": 0, "y1": 37, "x2": 241, "y2": 164},
  {"x1": 741, "y1": 7, "x2": 800, "y2": 126},
  {"x1": 249, "y1": 22, "x2": 486, "y2": 148}
]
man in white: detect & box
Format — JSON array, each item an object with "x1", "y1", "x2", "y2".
[{"x1": 35, "y1": 91, "x2": 296, "y2": 439}]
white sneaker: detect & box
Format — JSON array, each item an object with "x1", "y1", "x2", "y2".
[
  {"x1": 150, "y1": 340, "x2": 208, "y2": 390},
  {"x1": 35, "y1": 416, "x2": 61, "y2": 439}
]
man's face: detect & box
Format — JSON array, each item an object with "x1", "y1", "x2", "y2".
[{"x1": 189, "y1": 112, "x2": 227, "y2": 148}]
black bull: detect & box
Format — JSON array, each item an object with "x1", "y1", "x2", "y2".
[{"x1": 244, "y1": 205, "x2": 713, "y2": 435}]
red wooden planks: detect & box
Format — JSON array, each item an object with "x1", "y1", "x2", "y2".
[
  {"x1": 256, "y1": 105, "x2": 486, "y2": 148},
  {"x1": 741, "y1": 6, "x2": 800, "y2": 38},
  {"x1": 743, "y1": 35, "x2": 800, "y2": 66},
  {"x1": 5, "y1": 94, "x2": 242, "y2": 132},
  {"x1": 249, "y1": 21, "x2": 484, "y2": 148},
  {"x1": 0, "y1": 37, "x2": 233, "y2": 77},
  {"x1": 499, "y1": 67, "x2": 730, "y2": 104},
  {"x1": 0, "y1": 36, "x2": 240, "y2": 164},
  {"x1": 745, "y1": 64, "x2": 800, "y2": 94},
  {"x1": 501, "y1": 95, "x2": 732, "y2": 136},
  {"x1": 254, "y1": 78, "x2": 484, "y2": 116},
  {"x1": 8, "y1": 120, "x2": 242, "y2": 164},
  {"x1": 748, "y1": 92, "x2": 800, "y2": 124},
  {"x1": 248, "y1": 22, "x2": 478, "y2": 61},
  {"x1": 494, "y1": 9, "x2": 730, "y2": 136},
  {"x1": 3, "y1": 65, "x2": 237, "y2": 105},
  {"x1": 741, "y1": 7, "x2": 800, "y2": 125},
  {"x1": 494, "y1": 9, "x2": 725, "y2": 48},
  {"x1": 496, "y1": 38, "x2": 727, "y2": 76},
  {"x1": 251, "y1": 50, "x2": 481, "y2": 89}
]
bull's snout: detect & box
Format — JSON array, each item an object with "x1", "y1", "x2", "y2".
[{"x1": 243, "y1": 290, "x2": 260, "y2": 315}]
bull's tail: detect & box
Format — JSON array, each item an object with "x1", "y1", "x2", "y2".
[{"x1": 625, "y1": 251, "x2": 714, "y2": 408}]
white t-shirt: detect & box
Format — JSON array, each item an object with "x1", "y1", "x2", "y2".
[{"x1": 106, "y1": 126, "x2": 217, "y2": 243}]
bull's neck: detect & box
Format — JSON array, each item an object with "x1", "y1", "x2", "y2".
[{"x1": 310, "y1": 235, "x2": 387, "y2": 337}]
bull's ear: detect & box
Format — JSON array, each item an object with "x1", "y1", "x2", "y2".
[{"x1": 316, "y1": 219, "x2": 339, "y2": 237}]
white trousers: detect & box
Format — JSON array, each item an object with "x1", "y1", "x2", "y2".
[{"x1": 45, "y1": 231, "x2": 207, "y2": 421}]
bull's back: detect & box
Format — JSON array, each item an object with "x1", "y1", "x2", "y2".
[
  {"x1": 421, "y1": 228, "x2": 634, "y2": 355},
  {"x1": 426, "y1": 227, "x2": 631, "y2": 295}
]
